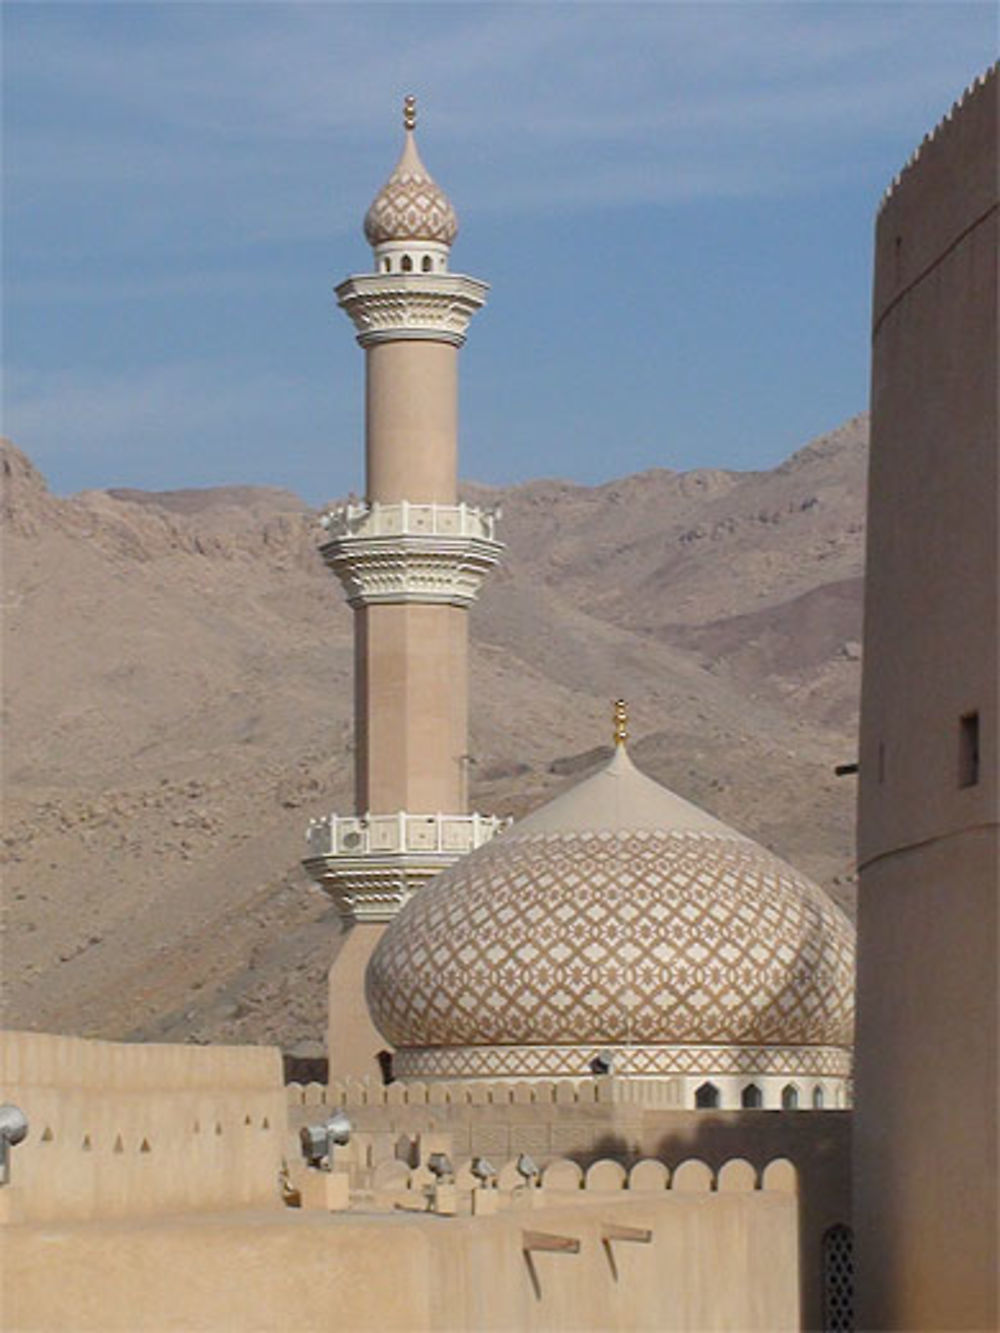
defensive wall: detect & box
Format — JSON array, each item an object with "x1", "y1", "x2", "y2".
[
  {"x1": 0, "y1": 1030, "x2": 287, "y2": 1222},
  {"x1": 855, "y1": 62, "x2": 998, "y2": 1332},
  {"x1": 289, "y1": 1077, "x2": 850, "y2": 1328},
  {"x1": 3, "y1": 1164, "x2": 800, "y2": 1331},
  {"x1": 0, "y1": 1031, "x2": 831, "y2": 1330}
]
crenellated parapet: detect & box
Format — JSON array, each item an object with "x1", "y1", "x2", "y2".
[{"x1": 878, "y1": 62, "x2": 998, "y2": 213}]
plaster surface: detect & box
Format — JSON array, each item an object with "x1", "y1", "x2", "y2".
[{"x1": 855, "y1": 65, "x2": 998, "y2": 1332}]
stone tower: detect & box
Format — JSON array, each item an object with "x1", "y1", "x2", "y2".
[
  {"x1": 853, "y1": 66, "x2": 998, "y2": 1330},
  {"x1": 304, "y1": 98, "x2": 505, "y2": 1080}
]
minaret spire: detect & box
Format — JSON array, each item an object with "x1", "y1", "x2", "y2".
[
  {"x1": 304, "y1": 101, "x2": 505, "y2": 1081},
  {"x1": 613, "y1": 699, "x2": 629, "y2": 748}
]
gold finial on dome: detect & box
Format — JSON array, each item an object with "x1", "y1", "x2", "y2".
[
  {"x1": 613, "y1": 699, "x2": 629, "y2": 747},
  {"x1": 403, "y1": 95, "x2": 417, "y2": 132}
]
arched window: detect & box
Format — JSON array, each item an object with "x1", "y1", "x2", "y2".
[
  {"x1": 813, "y1": 1085, "x2": 825, "y2": 1109},
  {"x1": 421, "y1": 254, "x2": 432, "y2": 272},
  {"x1": 695, "y1": 1081, "x2": 720, "y2": 1109},
  {"x1": 822, "y1": 1224, "x2": 854, "y2": 1332},
  {"x1": 782, "y1": 1084, "x2": 799, "y2": 1110},
  {"x1": 382, "y1": 257, "x2": 391, "y2": 272},
  {"x1": 741, "y1": 1084, "x2": 763, "y2": 1109},
  {"x1": 401, "y1": 254, "x2": 413, "y2": 272}
]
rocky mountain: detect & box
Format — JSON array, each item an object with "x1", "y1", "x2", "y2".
[{"x1": 1, "y1": 416, "x2": 867, "y2": 1053}]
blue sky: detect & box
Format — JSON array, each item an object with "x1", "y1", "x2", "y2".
[{"x1": 3, "y1": 2, "x2": 996, "y2": 502}]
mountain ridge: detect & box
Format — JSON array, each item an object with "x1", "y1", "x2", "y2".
[{"x1": 1, "y1": 415, "x2": 867, "y2": 1051}]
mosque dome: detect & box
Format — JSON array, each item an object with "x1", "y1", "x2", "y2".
[
  {"x1": 366, "y1": 735, "x2": 855, "y2": 1089},
  {"x1": 363, "y1": 96, "x2": 459, "y2": 248}
]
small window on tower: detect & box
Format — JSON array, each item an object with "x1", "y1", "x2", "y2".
[
  {"x1": 421, "y1": 255, "x2": 432, "y2": 272},
  {"x1": 959, "y1": 712, "x2": 980, "y2": 787},
  {"x1": 401, "y1": 254, "x2": 413, "y2": 272}
]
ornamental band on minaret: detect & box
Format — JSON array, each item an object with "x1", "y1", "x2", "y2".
[{"x1": 304, "y1": 98, "x2": 505, "y2": 1080}]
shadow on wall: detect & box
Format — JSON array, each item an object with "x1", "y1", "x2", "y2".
[{"x1": 641, "y1": 1111, "x2": 852, "y2": 1333}]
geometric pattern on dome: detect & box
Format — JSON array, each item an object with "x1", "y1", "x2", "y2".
[
  {"x1": 366, "y1": 829, "x2": 856, "y2": 1055},
  {"x1": 390, "y1": 1042, "x2": 853, "y2": 1081},
  {"x1": 364, "y1": 137, "x2": 458, "y2": 246}
]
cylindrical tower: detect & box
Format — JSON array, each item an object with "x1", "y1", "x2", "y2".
[
  {"x1": 853, "y1": 66, "x2": 998, "y2": 1332},
  {"x1": 304, "y1": 98, "x2": 505, "y2": 1079}
]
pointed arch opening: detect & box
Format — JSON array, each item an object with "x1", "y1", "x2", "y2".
[{"x1": 695, "y1": 1081, "x2": 720, "y2": 1109}]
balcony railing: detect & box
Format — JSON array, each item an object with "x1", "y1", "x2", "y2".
[
  {"x1": 305, "y1": 810, "x2": 508, "y2": 859},
  {"x1": 320, "y1": 501, "x2": 500, "y2": 543}
]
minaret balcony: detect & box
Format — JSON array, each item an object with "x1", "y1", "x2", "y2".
[
  {"x1": 319, "y1": 501, "x2": 502, "y2": 607},
  {"x1": 335, "y1": 272, "x2": 489, "y2": 347},
  {"x1": 322, "y1": 499, "x2": 499, "y2": 542},
  {"x1": 303, "y1": 810, "x2": 509, "y2": 922}
]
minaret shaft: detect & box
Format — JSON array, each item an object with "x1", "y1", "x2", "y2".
[
  {"x1": 357, "y1": 337, "x2": 466, "y2": 813},
  {"x1": 365, "y1": 342, "x2": 458, "y2": 503},
  {"x1": 354, "y1": 602, "x2": 468, "y2": 812}
]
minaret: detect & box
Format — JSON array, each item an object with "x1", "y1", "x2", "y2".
[{"x1": 304, "y1": 97, "x2": 505, "y2": 1080}]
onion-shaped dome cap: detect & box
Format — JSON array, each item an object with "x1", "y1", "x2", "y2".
[
  {"x1": 363, "y1": 96, "x2": 459, "y2": 247},
  {"x1": 366, "y1": 741, "x2": 856, "y2": 1074}
]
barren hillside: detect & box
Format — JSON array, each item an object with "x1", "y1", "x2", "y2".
[{"x1": 1, "y1": 416, "x2": 866, "y2": 1053}]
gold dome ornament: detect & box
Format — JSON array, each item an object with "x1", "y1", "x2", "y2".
[{"x1": 613, "y1": 699, "x2": 628, "y2": 747}]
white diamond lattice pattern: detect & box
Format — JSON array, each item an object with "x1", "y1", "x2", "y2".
[{"x1": 367, "y1": 830, "x2": 855, "y2": 1054}]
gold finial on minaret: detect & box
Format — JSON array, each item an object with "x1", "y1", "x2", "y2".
[
  {"x1": 403, "y1": 95, "x2": 417, "y2": 131},
  {"x1": 613, "y1": 699, "x2": 629, "y2": 747}
]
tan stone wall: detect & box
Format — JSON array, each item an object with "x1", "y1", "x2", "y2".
[
  {"x1": 289, "y1": 1078, "x2": 849, "y2": 1330},
  {"x1": 354, "y1": 602, "x2": 468, "y2": 812},
  {"x1": 855, "y1": 65, "x2": 999, "y2": 1331},
  {"x1": 365, "y1": 340, "x2": 458, "y2": 504},
  {"x1": 2, "y1": 1187, "x2": 798, "y2": 1331},
  {"x1": 0, "y1": 1032, "x2": 287, "y2": 1222}
]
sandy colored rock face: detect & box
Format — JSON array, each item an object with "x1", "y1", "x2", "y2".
[{"x1": 2, "y1": 415, "x2": 865, "y2": 1050}]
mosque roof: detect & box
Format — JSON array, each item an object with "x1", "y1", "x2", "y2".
[
  {"x1": 366, "y1": 722, "x2": 855, "y2": 1078},
  {"x1": 514, "y1": 742, "x2": 741, "y2": 838},
  {"x1": 363, "y1": 96, "x2": 459, "y2": 248}
]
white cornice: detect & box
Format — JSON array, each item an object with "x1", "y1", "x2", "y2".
[
  {"x1": 320, "y1": 531, "x2": 502, "y2": 608},
  {"x1": 335, "y1": 273, "x2": 488, "y2": 347}
]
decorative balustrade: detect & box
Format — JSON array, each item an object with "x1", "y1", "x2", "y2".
[
  {"x1": 318, "y1": 501, "x2": 503, "y2": 607},
  {"x1": 320, "y1": 500, "x2": 500, "y2": 543},
  {"x1": 305, "y1": 810, "x2": 508, "y2": 860}
]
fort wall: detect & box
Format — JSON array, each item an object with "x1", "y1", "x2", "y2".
[
  {"x1": 0, "y1": 1031, "x2": 287, "y2": 1222},
  {"x1": 288, "y1": 1078, "x2": 849, "y2": 1328},
  {"x1": 2, "y1": 1179, "x2": 799, "y2": 1330}
]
